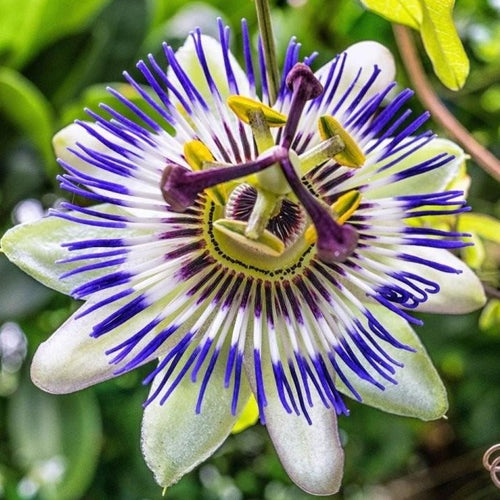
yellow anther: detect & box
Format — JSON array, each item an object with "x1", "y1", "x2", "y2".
[
  {"x1": 333, "y1": 190, "x2": 362, "y2": 224},
  {"x1": 305, "y1": 190, "x2": 361, "y2": 244},
  {"x1": 318, "y1": 115, "x2": 365, "y2": 168},
  {"x1": 213, "y1": 219, "x2": 285, "y2": 257},
  {"x1": 227, "y1": 96, "x2": 287, "y2": 127},
  {"x1": 184, "y1": 140, "x2": 214, "y2": 170},
  {"x1": 183, "y1": 140, "x2": 225, "y2": 205}
]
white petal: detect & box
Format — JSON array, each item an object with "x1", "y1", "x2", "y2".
[
  {"x1": 315, "y1": 40, "x2": 396, "y2": 106},
  {"x1": 399, "y1": 246, "x2": 486, "y2": 314},
  {"x1": 244, "y1": 354, "x2": 344, "y2": 495},
  {"x1": 1, "y1": 204, "x2": 148, "y2": 295},
  {"x1": 338, "y1": 304, "x2": 448, "y2": 420},
  {"x1": 31, "y1": 296, "x2": 193, "y2": 393},
  {"x1": 142, "y1": 356, "x2": 251, "y2": 487},
  {"x1": 53, "y1": 122, "x2": 128, "y2": 183},
  {"x1": 361, "y1": 138, "x2": 466, "y2": 199},
  {"x1": 54, "y1": 122, "x2": 167, "y2": 218},
  {"x1": 169, "y1": 34, "x2": 250, "y2": 104}
]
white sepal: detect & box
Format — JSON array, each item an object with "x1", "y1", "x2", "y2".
[
  {"x1": 338, "y1": 303, "x2": 448, "y2": 420},
  {"x1": 244, "y1": 350, "x2": 344, "y2": 495},
  {"x1": 142, "y1": 354, "x2": 251, "y2": 487}
]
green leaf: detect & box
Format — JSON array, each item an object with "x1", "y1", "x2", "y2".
[
  {"x1": 458, "y1": 213, "x2": 500, "y2": 244},
  {"x1": 337, "y1": 304, "x2": 448, "y2": 420},
  {"x1": 479, "y1": 299, "x2": 500, "y2": 335},
  {"x1": 361, "y1": 0, "x2": 469, "y2": 90},
  {"x1": 419, "y1": 0, "x2": 469, "y2": 90},
  {"x1": 461, "y1": 233, "x2": 485, "y2": 269},
  {"x1": 1, "y1": 205, "x2": 149, "y2": 296},
  {"x1": 0, "y1": 67, "x2": 54, "y2": 169},
  {"x1": 360, "y1": 0, "x2": 422, "y2": 29},
  {"x1": 0, "y1": 0, "x2": 110, "y2": 68},
  {"x1": 8, "y1": 375, "x2": 101, "y2": 500}
]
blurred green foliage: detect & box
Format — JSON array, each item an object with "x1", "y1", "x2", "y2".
[{"x1": 0, "y1": 0, "x2": 499, "y2": 499}]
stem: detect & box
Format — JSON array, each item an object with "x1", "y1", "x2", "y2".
[
  {"x1": 393, "y1": 24, "x2": 500, "y2": 182},
  {"x1": 255, "y1": 0, "x2": 280, "y2": 104},
  {"x1": 483, "y1": 283, "x2": 500, "y2": 300}
]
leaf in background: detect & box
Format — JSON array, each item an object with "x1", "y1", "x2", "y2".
[
  {"x1": 0, "y1": 256, "x2": 54, "y2": 322},
  {"x1": 361, "y1": 0, "x2": 422, "y2": 29},
  {"x1": 0, "y1": 0, "x2": 111, "y2": 68},
  {"x1": 0, "y1": 67, "x2": 54, "y2": 171},
  {"x1": 458, "y1": 213, "x2": 500, "y2": 244},
  {"x1": 360, "y1": 0, "x2": 469, "y2": 90},
  {"x1": 145, "y1": 0, "x2": 192, "y2": 30},
  {"x1": 8, "y1": 375, "x2": 102, "y2": 500},
  {"x1": 479, "y1": 299, "x2": 500, "y2": 335},
  {"x1": 419, "y1": 0, "x2": 469, "y2": 90},
  {"x1": 461, "y1": 233, "x2": 486, "y2": 270}
]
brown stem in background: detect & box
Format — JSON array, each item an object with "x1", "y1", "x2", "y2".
[
  {"x1": 483, "y1": 284, "x2": 500, "y2": 300},
  {"x1": 393, "y1": 24, "x2": 500, "y2": 182}
]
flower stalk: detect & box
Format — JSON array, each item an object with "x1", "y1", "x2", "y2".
[{"x1": 254, "y1": 0, "x2": 281, "y2": 104}]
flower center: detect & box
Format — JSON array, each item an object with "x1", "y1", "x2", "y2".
[
  {"x1": 226, "y1": 184, "x2": 307, "y2": 248},
  {"x1": 161, "y1": 63, "x2": 365, "y2": 265}
]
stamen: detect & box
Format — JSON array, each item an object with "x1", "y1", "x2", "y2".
[
  {"x1": 319, "y1": 116, "x2": 365, "y2": 168},
  {"x1": 184, "y1": 140, "x2": 225, "y2": 205},
  {"x1": 184, "y1": 140, "x2": 214, "y2": 170},
  {"x1": 333, "y1": 190, "x2": 362, "y2": 224},
  {"x1": 161, "y1": 146, "x2": 287, "y2": 211},
  {"x1": 227, "y1": 96, "x2": 287, "y2": 127},
  {"x1": 213, "y1": 219, "x2": 285, "y2": 256},
  {"x1": 245, "y1": 108, "x2": 292, "y2": 195},
  {"x1": 281, "y1": 63, "x2": 323, "y2": 149},
  {"x1": 305, "y1": 190, "x2": 361, "y2": 244},
  {"x1": 247, "y1": 108, "x2": 275, "y2": 153},
  {"x1": 298, "y1": 136, "x2": 345, "y2": 175},
  {"x1": 279, "y1": 153, "x2": 358, "y2": 262}
]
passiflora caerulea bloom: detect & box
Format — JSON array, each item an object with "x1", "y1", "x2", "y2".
[{"x1": 2, "y1": 20, "x2": 486, "y2": 495}]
